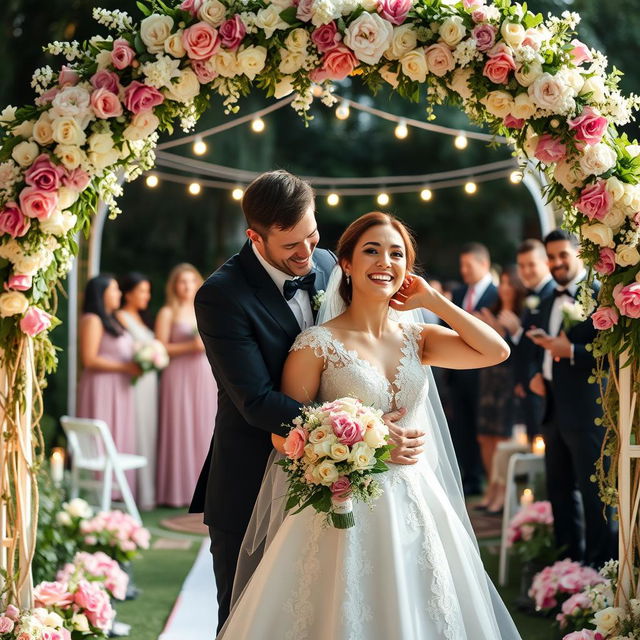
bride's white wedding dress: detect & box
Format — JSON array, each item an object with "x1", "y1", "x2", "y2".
[{"x1": 219, "y1": 323, "x2": 521, "y2": 639}]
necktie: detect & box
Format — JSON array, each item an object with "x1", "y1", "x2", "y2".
[
  {"x1": 553, "y1": 287, "x2": 575, "y2": 299},
  {"x1": 465, "y1": 287, "x2": 475, "y2": 312},
  {"x1": 283, "y1": 272, "x2": 316, "y2": 301}
]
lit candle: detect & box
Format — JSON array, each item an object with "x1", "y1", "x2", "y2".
[
  {"x1": 513, "y1": 424, "x2": 528, "y2": 447},
  {"x1": 532, "y1": 436, "x2": 546, "y2": 456},
  {"x1": 520, "y1": 488, "x2": 534, "y2": 507},
  {"x1": 50, "y1": 448, "x2": 65, "y2": 485}
]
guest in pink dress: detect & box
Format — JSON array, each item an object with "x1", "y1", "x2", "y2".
[
  {"x1": 156, "y1": 264, "x2": 218, "y2": 507},
  {"x1": 77, "y1": 275, "x2": 142, "y2": 495}
]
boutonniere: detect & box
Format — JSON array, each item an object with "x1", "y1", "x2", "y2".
[
  {"x1": 561, "y1": 300, "x2": 587, "y2": 331},
  {"x1": 312, "y1": 290, "x2": 325, "y2": 311},
  {"x1": 525, "y1": 295, "x2": 540, "y2": 311}
]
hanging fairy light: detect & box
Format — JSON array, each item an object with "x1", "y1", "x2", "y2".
[
  {"x1": 335, "y1": 100, "x2": 350, "y2": 120},
  {"x1": 420, "y1": 188, "x2": 432, "y2": 201},
  {"x1": 193, "y1": 136, "x2": 207, "y2": 156},
  {"x1": 232, "y1": 187, "x2": 244, "y2": 201},
  {"x1": 454, "y1": 133, "x2": 468, "y2": 150},
  {"x1": 251, "y1": 117, "x2": 265, "y2": 133},
  {"x1": 510, "y1": 170, "x2": 523, "y2": 184},
  {"x1": 145, "y1": 174, "x2": 159, "y2": 188},
  {"x1": 394, "y1": 119, "x2": 408, "y2": 140},
  {"x1": 188, "y1": 181, "x2": 202, "y2": 195},
  {"x1": 327, "y1": 193, "x2": 340, "y2": 206},
  {"x1": 311, "y1": 84, "x2": 324, "y2": 98},
  {"x1": 377, "y1": 192, "x2": 390, "y2": 206},
  {"x1": 464, "y1": 180, "x2": 477, "y2": 195}
]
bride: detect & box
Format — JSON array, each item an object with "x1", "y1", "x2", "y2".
[{"x1": 219, "y1": 212, "x2": 521, "y2": 639}]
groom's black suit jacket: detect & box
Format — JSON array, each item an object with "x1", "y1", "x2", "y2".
[{"x1": 189, "y1": 241, "x2": 336, "y2": 533}]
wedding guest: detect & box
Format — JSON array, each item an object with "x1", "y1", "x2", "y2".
[
  {"x1": 156, "y1": 263, "x2": 217, "y2": 507},
  {"x1": 528, "y1": 230, "x2": 616, "y2": 567},
  {"x1": 449, "y1": 243, "x2": 498, "y2": 495},
  {"x1": 77, "y1": 275, "x2": 141, "y2": 494},
  {"x1": 116, "y1": 272, "x2": 157, "y2": 511}
]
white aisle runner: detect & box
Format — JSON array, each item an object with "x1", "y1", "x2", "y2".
[{"x1": 159, "y1": 539, "x2": 217, "y2": 640}]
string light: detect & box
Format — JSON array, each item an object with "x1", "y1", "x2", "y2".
[
  {"x1": 188, "y1": 181, "x2": 201, "y2": 195},
  {"x1": 251, "y1": 117, "x2": 265, "y2": 133},
  {"x1": 394, "y1": 119, "x2": 408, "y2": 140},
  {"x1": 510, "y1": 170, "x2": 523, "y2": 184},
  {"x1": 335, "y1": 100, "x2": 350, "y2": 120},
  {"x1": 327, "y1": 193, "x2": 340, "y2": 206},
  {"x1": 464, "y1": 181, "x2": 477, "y2": 195},
  {"x1": 145, "y1": 174, "x2": 159, "y2": 188},
  {"x1": 420, "y1": 188, "x2": 432, "y2": 201},
  {"x1": 377, "y1": 192, "x2": 390, "y2": 206},
  {"x1": 232, "y1": 187, "x2": 244, "y2": 200},
  {"x1": 311, "y1": 84, "x2": 324, "y2": 98},
  {"x1": 454, "y1": 133, "x2": 468, "y2": 150},
  {"x1": 192, "y1": 136, "x2": 207, "y2": 156}
]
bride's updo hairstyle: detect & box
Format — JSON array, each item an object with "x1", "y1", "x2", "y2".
[{"x1": 336, "y1": 212, "x2": 417, "y2": 305}]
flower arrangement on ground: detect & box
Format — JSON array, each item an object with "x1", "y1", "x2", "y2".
[
  {"x1": 56, "y1": 551, "x2": 129, "y2": 601},
  {"x1": 507, "y1": 500, "x2": 557, "y2": 565}
]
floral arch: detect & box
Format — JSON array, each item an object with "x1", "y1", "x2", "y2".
[{"x1": 0, "y1": 0, "x2": 639, "y2": 616}]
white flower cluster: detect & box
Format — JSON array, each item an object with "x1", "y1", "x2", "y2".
[
  {"x1": 96, "y1": 172, "x2": 124, "y2": 219},
  {"x1": 292, "y1": 86, "x2": 314, "y2": 115},
  {"x1": 141, "y1": 54, "x2": 182, "y2": 89},
  {"x1": 0, "y1": 160, "x2": 22, "y2": 200},
  {"x1": 92, "y1": 7, "x2": 134, "y2": 33},
  {"x1": 453, "y1": 38, "x2": 480, "y2": 66},
  {"x1": 30, "y1": 66, "x2": 54, "y2": 96},
  {"x1": 43, "y1": 40, "x2": 83, "y2": 62}
]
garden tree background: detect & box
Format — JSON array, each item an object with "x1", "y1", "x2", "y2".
[{"x1": 0, "y1": 0, "x2": 638, "y2": 433}]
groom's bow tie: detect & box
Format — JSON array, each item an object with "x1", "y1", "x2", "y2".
[
  {"x1": 283, "y1": 272, "x2": 316, "y2": 301},
  {"x1": 553, "y1": 287, "x2": 575, "y2": 299}
]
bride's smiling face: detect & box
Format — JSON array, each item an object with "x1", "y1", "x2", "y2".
[{"x1": 342, "y1": 224, "x2": 407, "y2": 301}]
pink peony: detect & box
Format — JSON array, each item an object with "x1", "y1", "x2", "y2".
[
  {"x1": 111, "y1": 38, "x2": 136, "y2": 70},
  {"x1": 90, "y1": 88, "x2": 123, "y2": 119},
  {"x1": 592, "y1": 306, "x2": 619, "y2": 330},
  {"x1": 594, "y1": 247, "x2": 616, "y2": 275},
  {"x1": 219, "y1": 16, "x2": 246, "y2": 51},
  {"x1": 191, "y1": 59, "x2": 218, "y2": 84},
  {"x1": 311, "y1": 45, "x2": 359, "y2": 82},
  {"x1": 561, "y1": 592, "x2": 592, "y2": 616},
  {"x1": 7, "y1": 274, "x2": 32, "y2": 291},
  {"x1": 0, "y1": 617, "x2": 14, "y2": 633},
  {"x1": 471, "y1": 7, "x2": 490, "y2": 22},
  {"x1": 483, "y1": 44, "x2": 516, "y2": 84},
  {"x1": 472, "y1": 23, "x2": 496, "y2": 52},
  {"x1": 74, "y1": 580, "x2": 114, "y2": 631},
  {"x1": 613, "y1": 282, "x2": 640, "y2": 318},
  {"x1": 19, "y1": 187, "x2": 58, "y2": 221},
  {"x1": 20, "y1": 307, "x2": 52, "y2": 336},
  {"x1": 180, "y1": 0, "x2": 204, "y2": 16},
  {"x1": 312, "y1": 22, "x2": 342, "y2": 54},
  {"x1": 33, "y1": 581, "x2": 74, "y2": 608},
  {"x1": 568, "y1": 107, "x2": 608, "y2": 146},
  {"x1": 124, "y1": 81, "x2": 164, "y2": 114},
  {"x1": 0, "y1": 202, "x2": 30, "y2": 238},
  {"x1": 575, "y1": 180, "x2": 612, "y2": 221},
  {"x1": 90, "y1": 70, "x2": 121, "y2": 94},
  {"x1": 284, "y1": 426, "x2": 308, "y2": 459},
  {"x1": 535, "y1": 134, "x2": 567, "y2": 165},
  {"x1": 330, "y1": 476, "x2": 352, "y2": 502},
  {"x1": 503, "y1": 114, "x2": 525, "y2": 129},
  {"x1": 24, "y1": 154, "x2": 64, "y2": 192},
  {"x1": 296, "y1": 0, "x2": 314, "y2": 22},
  {"x1": 4, "y1": 605, "x2": 19, "y2": 621},
  {"x1": 62, "y1": 167, "x2": 91, "y2": 192},
  {"x1": 377, "y1": 0, "x2": 412, "y2": 25},
  {"x1": 35, "y1": 87, "x2": 59, "y2": 106},
  {"x1": 569, "y1": 39, "x2": 592, "y2": 66},
  {"x1": 331, "y1": 413, "x2": 364, "y2": 446},
  {"x1": 58, "y1": 66, "x2": 79, "y2": 87},
  {"x1": 182, "y1": 22, "x2": 221, "y2": 60}
]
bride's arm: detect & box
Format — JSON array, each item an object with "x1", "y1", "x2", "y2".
[{"x1": 271, "y1": 346, "x2": 324, "y2": 454}]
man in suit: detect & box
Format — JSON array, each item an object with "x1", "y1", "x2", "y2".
[
  {"x1": 190, "y1": 171, "x2": 424, "y2": 631},
  {"x1": 527, "y1": 229, "x2": 616, "y2": 568},
  {"x1": 449, "y1": 242, "x2": 499, "y2": 495}
]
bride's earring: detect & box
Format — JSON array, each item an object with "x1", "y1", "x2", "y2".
[{"x1": 346, "y1": 274, "x2": 351, "y2": 285}]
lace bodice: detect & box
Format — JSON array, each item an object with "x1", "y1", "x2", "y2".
[{"x1": 290, "y1": 323, "x2": 429, "y2": 429}]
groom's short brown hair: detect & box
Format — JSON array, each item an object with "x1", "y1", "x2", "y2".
[{"x1": 242, "y1": 170, "x2": 314, "y2": 237}]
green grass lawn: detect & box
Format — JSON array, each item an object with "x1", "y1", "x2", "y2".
[{"x1": 114, "y1": 509, "x2": 558, "y2": 640}]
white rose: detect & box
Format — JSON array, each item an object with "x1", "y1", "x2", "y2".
[
  {"x1": 313, "y1": 440, "x2": 333, "y2": 457},
  {"x1": 615, "y1": 244, "x2": 640, "y2": 267},
  {"x1": 165, "y1": 68, "x2": 201, "y2": 103},
  {"x1": 439, "y1": 16, "x2": 466, "y2": 48},
  {"x1": 40, "y1": 210, "x2": 77, "y2": 236},
  {"x1": 379, "y1": 64, "x2": 399, "y2": 88},
  {"x1": 482, "y1": 91, "x2": 514, "y2": 118},
  {"x1": 278, "y1": 49, "x2": 305, "y2": 74},
  {"x1": 58, "y1": 187, "x2": 80, "y2": 210},
  {"x1": 511, "y1": 92, "x2": 536, "y2": 120},
  {"x1": 0, "y1": 291, "x2": 29, "y2": 317},
  {"x1": 554, "y1": 158, "x2": 585, "y2": 191},
  {"x1": 350, "y1": 441, "x2": 376, "y2": 470},
  {"x1": 164, "y1": 30, "x2": 186, "y2": 58},
  {"x1": 529, "y1": 72, "x2": 575, "y2": 113},
  {"x1": 65, "y1": 497, "x2": 92, "y2": 518},
  {"x1": 11, "y1": 140, "x2": 40, "y2": 167},
  {"x1": 13, "y1": 120, "x2": 35, "y2": 138},
  {"x1": 237, "y1": 45, "x2": 267, "y2": 81},
  {"x1": 32, "y1": 112, "x2": 54, "y2": 145},
  {"x1": 50, "y1": 86, "x2": 92, "y2": 125},
  {"x1": 56, "y1": 511, "x2": 72, "y2": 526},
  {"x1": 0, "y1": 239, "x2": 20, "y2": 263},
  {"x1": 141, "y1": 14, "x2": 174, "y2": 54},
  {"x1": 562, "y1": 68, "x2": 584, "y2": 94},
  {"x1": 501, "y1": 22, "x2": 525, "y2": 49},
  {"x1": 88, "y1": 149, "x2": 120, "y2": 172},
  {"x1": 344, "y1": 12, "x2": 393, "y2": 65},
  {"x1": 53, "y1": 144, "x2": 83, "y2": 171},
  {"x1": 606, "y1": 176, "x2": 625, "y2": 201},
  {"x1": 123, "y1": 111, "x2": 160, "y2": 141},
  {"x1": 313, "y1": 460, "x2": 339, "y2": 485},
  {"x1": 625, "y1": 144, "x2": 640, "y2": 158},
  {"x1": 449, "y1": 67, "x2": 473, "y2": 100},
  {"x1": 622, "y1": 183, "x2": 640, "y2": 213},
  {"x1": 274, "y1": 76, "x2": 294, "y2": 98},
  {"x1": 364, "y1": 426, "x2": 386, "y2": 448},
  {"x1": 309, "y1": 426, "x2": 333, "y2": 444},
  {"x1": 43, "y1": 612, "x2": 64, "y2": 629},
  {"x1": 95, "y1": 49, "x2": 112, "y2": 71},
  {"x1": 579, "y1": 143, "x2": 617, "y2": 176},
  {"x1": 255, "y1": 5, "x2": 289, "y2": 39},
  {"x1": 214, "y1": 50, "x2": 239, "y2": 78},
  {"x1": 71, "y1": 613, "x2": 90, "y2": 633},
  {"x1": 581, "y1": 222, "x2": 614, "y2": 248},
  {"x1": 593, "y1": 608, "x2": 624, "y2": 635},
  {"x1": 601, "y1": 205, "x2": 625, "y2": 230},
  {"x1": 51, "y1": 116, "x2": 86, "y2": 146},
  {"x1": 580, "y1": 75, "x2": 606, "y2": 103},
  {"x1": 198, "y1": 0, "x2": 227, "y2": 27},
  {"x1": 14, "y1": 250, "x2": 49, "y2": 276},
  {"x1": 87, "y1": 132, "x2": 114, "y2": 155},
  {"x1": 400, "y1": 48, "x2": 429, "y2": 83},
  {"x1": 360, "y1": 0, "x2": 377, "y2": 10},
  {"x1": 285, "y1": 28, "x2": 309, "y2": 53},
  {"x1": 515, "y1": 59, "x2": 543, "y2": 87},
  {"x1": 0, "y1": 105, "x2": 17, "y2": 123},
  {"x1": 384, "y1": 25, "x2": 416, "y2": 60},
  {"x1": 329, "y1": 443, "x2": 350, "y2": 462}
]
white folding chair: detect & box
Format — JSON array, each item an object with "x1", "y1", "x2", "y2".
[
  {"x1": 60, "y1": 416, "x2": 147, "y2": 524},
  {"x1": 498, "y1": 452, "x2": 546, "y2": 586}
]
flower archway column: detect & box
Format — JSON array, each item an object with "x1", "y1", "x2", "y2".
[{"x1": 522, "y1": 161, "x2": 558, "y2": 236}]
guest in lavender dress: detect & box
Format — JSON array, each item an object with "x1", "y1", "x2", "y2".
[
  {"x1": 77, "y1": 275, "x2": 141, "y2": 495},
  {"x1": 116, "y1": 272, "x2": 158, "y2": 511},
  {"x1": 156, "y1": 264, "x2": 217, "y2": 507}
]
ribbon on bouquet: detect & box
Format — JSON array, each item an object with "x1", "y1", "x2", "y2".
[{"x1": 331, "y1": 497, "x2": 355, "y2": 529}]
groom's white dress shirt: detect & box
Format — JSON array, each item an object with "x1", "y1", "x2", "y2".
[{"x1": 252, "y1": 243, "x2": 314, "y2": 330}]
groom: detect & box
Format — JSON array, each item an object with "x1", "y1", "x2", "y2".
[{"x1": 189, "y1": 170, "x2": 425, "y2": 632}]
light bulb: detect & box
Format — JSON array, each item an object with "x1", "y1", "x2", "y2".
[
  {"x1": 232, "y1": 187, "x2": 244, "y2": 201},
  {"x1": 193, "y1": 137, "x2": 207, "y2": 155},
  {"x1": 510, "y1": 170, "x2": 523, "y2": 184},
  {"x1": 327, "y1": 193, "x2": 340, "y2": 206},
  {"x1": 311, "y1": 84, "x2": 324, "y2": 98},
  {"x1": 420, "y1": 188, "x2": 432, "y2": 201},
  {"x1": 464, "y1": 181, "x2": 477, "y2": 195},
  {"x1": 377, "y1": 192, "x2": 390, "y2": 206},
  {"x1": 188, "y1": 182, "x2": 201, "y2": 195},
  {"x1": 335, "y1": 100, "x2": 350, "y2": 120},
  {"x1": 145, "y1": 174, "x2": 159, "y2": 188},
  {"x1": 394, "y1": 120, "x2": 408, "y2": 140},
  {"x1": 251, "y1": 117, "x2": 265, "y2": 133},
  {"x1": 454, "y1": 134, "x2": 468, "y2": 150}
]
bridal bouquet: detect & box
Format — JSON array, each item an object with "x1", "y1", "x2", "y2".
[
  {"x1": 133, "y1": 340, "x2": 169, "y2": 375},
  {"x1": 278, "y1": 397, "x2": 393, "y2": 529}
]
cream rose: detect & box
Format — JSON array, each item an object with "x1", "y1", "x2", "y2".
[
  {"x1": 39, "y1": 210, "x2": 77, "y2": 236},
  {"x1": 601, "y1": 206, "x2": 625, "y2": 230},
  {"x1": 140, "y1": 14, "x2": 175, "y2": 54},
  {"x1": 11, "y1": 140, "x2": 40, "y2": 167},
  {"x1": 448, "y1": 67, "x2": 473, "y2": 100},
  {"x1": 364, "y1": 426, "x2": 386, "y2": 448},
  {"x1": 529, "y1": 72, "x2": 575, "y2": 113},
  {"x1": 214, "y1": 50, "x2": 239, "y2": 78},
  {"x1": 58, "y1": 187, "x2": 80, "y2": 210},
  {"x1": 482, "y1": 91, "x2": 514, "y2": 118},
  {"x1": 87, "y1": 132, "x2": 114, "y2": 155},
  {"x1": 424, "y1": 42, "x2": 454, "y2": 77},
  {"x1": 593, "y1": 608, "x2": 624, "y2": 635},
  {"x1": 54, "y1": 144, "x2": 84, "y2": 170},
  {"x1": 554, "y1": 158, "x2": 585, "y2": 191},
  {"x1": 51, "y1": 117, "x2": 86, "y2": 146},
  {"x1": 514, "y1": 59, "x2": 543, "y2": 87},
  {"x1": 71, "y1": 614, "x2": 90, "y2": 633},
  {"x1": 379, "y1": 64, "x2": 399, "y2": 88},
  {"x1": 198, "y1": 0, "x2": 227, "y2": 27},
  {"x1": 615, "y1": 244, "x2": 640, "y2": 267},
  {"x1": 579, "y1": 143, "x2": 617, "y2": 177},
  {"x1": 65, "y1": 498, "x2": 92, "y2": 518},
  {"x1": 285, "y1": 28, "x2": 309, "y2": 53},
  {"x1": 511, "y1": 92, "x2": 536, "y2": 120},
  {"x1": 88, "y1": 148, "x2": 120, "y2": 172},
  {"x1": 32, "y1": 112, "x2": 54, "y2": 146},
  {"x1": 274, "y1": 76, "x2": 294, "y2": 98},
  {"x1": 303, "y1": 443, "x2": 320, "y2": 464},
  {"x1": 581, "y1": 222, "x2": 614, "y2": 248},
  {"x1": 350, "y1": 441, "x2": 376, "y2": 470},
  {"x1": 255, "y1": 5, "x2": 289, "y2": 39},
  {"x1": 13, "y1": 119, "x2": 35, "y2": 138},
  {"x1": 122, "y1": 111, "x2": 160, "y2": 141},
  {"x1": 309, "y1": 426, "x2": 333, "y2": 444},
  {"x1": 237, "y1": 45, "x2": 267, "y2": 80},
  {"x1": 606, "y1": 176, "x2": 625, "y2": 201},
  {"x1": 384, "y1": 25, "x2": 417, "y2": 61},
  {"x1": 562, "y1": 68, "x2": 585, "y2": 94},
  {"x1": 0, "y1": 291, "x2": 29, "y2": 317},
  {"x1": 579, "y1": 75, "x2": 606, "y2": 103},
  {"x1": 344, "y1": 12, "x2": 393, "y2": 65},
  {"x1": 622, "y1": 183, "x2": 640, "y2": 214},
  {"x1": 439, "y1": 16, "x2": 466, "y2": 48},
  {"x1": 164, "y1": 30, "x2": 186, "y2": 58},
  {"x1": 313, "y1": 440, "x2": 333, "y2": 457},
  {"x1": 313, "y1": 460, "x2": 339, "y2": 485},
  {"x1": 165, "y1": 68, "x2": 201, "y2": 103},
  {"x1": 500, "y1": 22, "x2": 525, "y2": 48},
  {"x1": 329, "y1": 443, "x2": 350, "y2": 462},
  {"x1": 278, "y1": 49, "x2": 305, "y2": 74},
  {"x1": 400, "y1": 48, "x2": 428, "y2": 83}
]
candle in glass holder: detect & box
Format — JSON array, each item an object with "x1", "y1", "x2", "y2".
[
  {"x1": 532, "y1": 436, "x2": 545, "y2": 456},
  {"x1": 50, "y1": 448, "x2": 65, "y2": 485},
  {"x1": 520, "y1": 488, "x2": 534, "y2": 507}
]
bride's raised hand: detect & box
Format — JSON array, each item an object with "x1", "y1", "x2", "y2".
[{"x1": 390, "y1": 274, "x2": 438, "y2": 312}]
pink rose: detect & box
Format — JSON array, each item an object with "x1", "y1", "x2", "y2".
[
  {"x1": 575, "y1": 180, "x2": 612, "y2": 221},
  {"x1": 74, "y1": 580, "x2": 114, "y2": 631},
  {"x1": 424, "y1": 43, "x2": 455, "y2": 77},
  {"x1": 614, "y1": 282, "x2": 640, "y2": 318},
  {"x1": 35, "y1": 87, "x2": 59, "y2": 106},
  {"x1": 124, "y1": 81, "x2": 164, "y2": 114},
  {"x1": 63, "y1": 167, "x2": 91, "y2": 192},
  {"x1": 503, "y1": 114, "x2": 525, "y2": 129},
  {"x1": 311, "y1": 45, "x2": 359, "y2": 82},
  {"x1": 20, "y1": 307, "x2": 52, "y2": 336},
  {"x1": 183, "y1": 22, "x2": 221, "y2": 60},
  {"x1": 330, "y1": 476, "x2": 352, "y2": 501},
  {"x1": 0, "y1": 617, "x2": 14, "y2": 633},
  {"x1": 180, "y1": 0, "x2": 204, "y2": 16},
  {"x1": 0, "y1": 202, "x2": 30, "y2": 238},
  {"x1": 33, "y1": 581, "x2": 74, "y2": 608},
  {"x1": 561, "y1": 592, "x2": 592, "y2": 615},
  {"x1": 563, "y1": 631, "x2": 597, "y2": 640},
  {"x1": 483, "y1": 44, "x2": 516, "y2": 84},
  {"x1": 569, "y1": 39, "x2": 592, "y2": 66},
  {"x1": 191, "y1": 59, "x2": 218, "y2": 84},
  {"x1": 568, "y1": 106, "x2": 608, "y2": 146},
  {"x1": 219, "y1": 16, "x2": 246, "y2": 51},
  {"x1": 91, "y1": 88, "x2": 123, "y2": 119},
  {"x1": 312, "y1": 22, "x2": 342, "y2": 54},
  {"x1": 535, "y1": 134, "x2": 567, "y2": 165},
  {"x1": 111, "y1": 38, "x2": 136, "y2": 70},
  {"x1": 19, "y1": 187, "x2": 59, "y2": 221},
  {"x1": 283, "y1": 426, "x2": 307, "y2": 459},
  {"x1": 90, "y1": 70, "x2": 121, "y2": 94},
  {"x1": 8, "y1": 274, "x2": 32, "y2": 291},
  {"x1": 471, "y1": 7, "x2": 489, "y2": 22},
  {"x1": 377, "y1": 0, "x2": 412, "y2": 25},
  {"x1": 296, "y1": 0, "x2": 314, "y2": 22},
  {"x1": 594, "y1": 247, "x2": 616, "y2": 275},
  {"x1": 471, "y1": 23, "x2": 496, "y2": 52},
  {"x1": 4, "y1": 605, "x2": 19, "y2": 621},
  {"x1": 331, "y1": 413, "x2": 364, "y2": 446},
  {"x1": 58, "y1": 66, "x2": 79, "y2": 87},
  {"x1": 592, "y1": 306, "x2": 619, "y2": 330},
  {"x1": 24, "y1": 154, "x2": 64, "y2": 192}
]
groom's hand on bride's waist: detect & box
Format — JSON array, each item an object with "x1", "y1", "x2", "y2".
[{"x1": 383, "y1": 408, "x2": 425, "y2": 465}]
